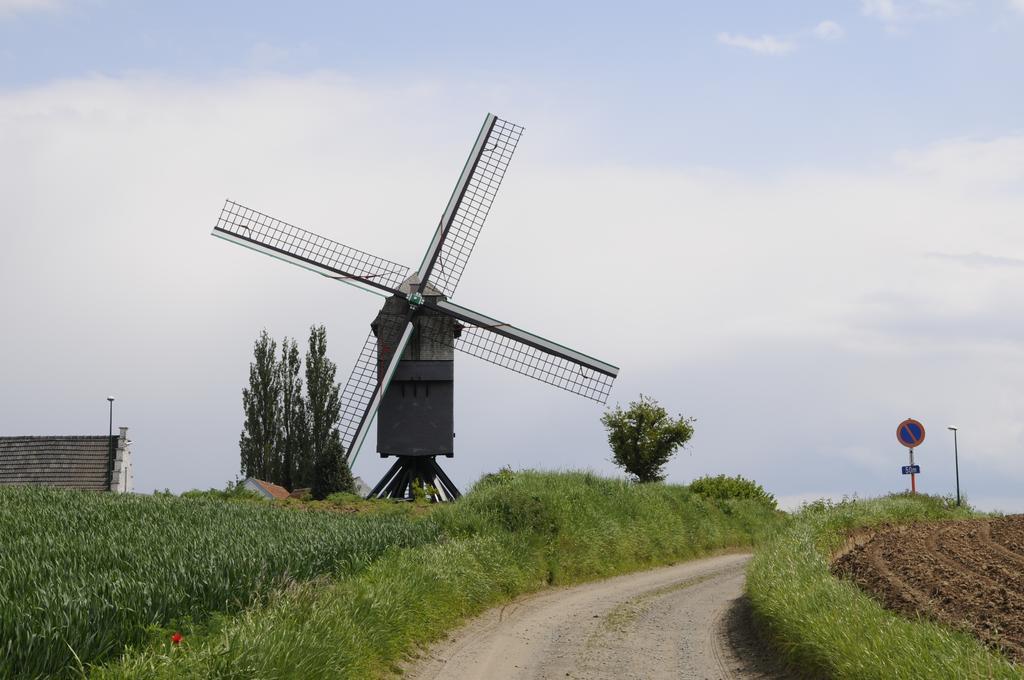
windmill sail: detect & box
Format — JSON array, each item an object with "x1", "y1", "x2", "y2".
[
  {"x1": 454, "y1": 324, "x2": 617, "y2": 403},
  {"x1": 422, "y1": 300, "x2": 618, "y2": 404},
  {"x1": 418, "y1": 115, "x2": 524, "y2": 297},
  {"x1": 336, "y1": 331, "x2": 379, "y2": 463},
  {"x1": 213, "y1": 200, "x2": 411, "y2": 296},
  {"x1": 338, "y1": 313, "x2": 416, "y2": 465}
]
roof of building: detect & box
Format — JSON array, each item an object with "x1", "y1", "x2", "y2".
[
  {"x1": 247, "y1": 478, "x2": 291, "y2": 500},
  {"x1": 398, "y1": 273, "x2": 444, "y2": 298},
  {"x1": 0, "y1": 436, "x2": 113, "y2": 491}
]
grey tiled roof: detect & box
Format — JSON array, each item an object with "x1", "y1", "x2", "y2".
[{"x1": 0, "y1": 436, "x2": 113, "y2": 491}]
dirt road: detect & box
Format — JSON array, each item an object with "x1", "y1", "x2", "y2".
[{"x1": 405, "y1": 552, "x2": 790, "y2": 680}]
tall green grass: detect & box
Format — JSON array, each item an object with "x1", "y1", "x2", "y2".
[
  {"x1": 440, "y1": 470, "x2": 779, "y2": 582},
  {"x1": 0, "y1": 486, "x2": 439, "y2": 678},
  {"x1": 746, "y1": 493, "x2": 1020, "y2": 679},
  {"x1": 94, "y1": 470, "x2": 780, "y2": 679}
]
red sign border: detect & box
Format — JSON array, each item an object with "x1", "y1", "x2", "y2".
[{"x1": 896, "y1": 418, "x2": 926, "y2": 449}]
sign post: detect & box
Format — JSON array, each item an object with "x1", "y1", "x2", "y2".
[
  {"x1": 909, "y1": 448, "x2": 917, "y2": 494},
  {"x1": 896, "y1": 418, "x2": 926, "y2": 493}
]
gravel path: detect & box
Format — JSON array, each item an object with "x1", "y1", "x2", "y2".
[{"x1": 404, "y1": 552, "x2": 791, "y2": 680}]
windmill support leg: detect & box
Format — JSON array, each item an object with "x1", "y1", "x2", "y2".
[
  {"x1": 367, "y1": 459, "x2": 404, "y2": 498},
  {"x1": 430, "y1": 459, "x2": 461, "y2": 500},
  {"x1": 366, "y1": 455, "x2": 461, "y2": 501}
]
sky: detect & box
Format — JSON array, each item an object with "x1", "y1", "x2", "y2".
[{"x1": 1, "y1": 0, "x2": 1023, "y2": 511}]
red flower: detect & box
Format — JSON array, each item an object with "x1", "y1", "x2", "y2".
[{"x1": 171, "y1": 632, "x2": 183, "y2": 645}]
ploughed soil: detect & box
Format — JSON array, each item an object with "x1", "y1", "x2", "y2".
[{"x1": 832, "y1": 515, "x2": 1024, "y2": 662}]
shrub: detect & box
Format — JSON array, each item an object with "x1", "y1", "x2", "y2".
[
  {"x1": 688, "y1": 474, "x2": 777, "y2": 511},
  {"x1": 324, "y1": 491, "x2": 362, "y2": 504}
]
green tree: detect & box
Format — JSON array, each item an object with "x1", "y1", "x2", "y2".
[
  {"x1": 600, "y1": 394, "x2": 694, "y2": 483},
  {"x1": 276, "y1": 336, "x2": 307, "y2": 490},
  {"x1": 240, "y1": 330, "x2": 280, "y2": 481},
  {"x1": 305, "y1": 325, "x2": 355, "y2": 499}
]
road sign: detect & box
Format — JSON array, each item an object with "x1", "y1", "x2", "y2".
[
  {"x1": 902, "y1": 465, "x2": 920, "y2": 475},
  {"x1": 897, "y1": 419, "x2": 926, "y2": 448}
]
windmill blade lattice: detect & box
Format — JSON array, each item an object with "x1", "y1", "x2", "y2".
[
  {"x1": 454, "y1": 325, "x2": 616, "y2": 403},
  {"x1": 214, "y1": 200, "x2": 411, "y2": 294},
  {"x1": 336, "y1": 331, "x2": 378, "y2": 462},
  {"x1": 428, "y1": 117, "x2": 524, "y2": 297},
  {"x1": 336, "y1": 313, "x2": 411, "y2": 463},
  {"x1": 415, "y1": 318, "x2": 616, "y2": 404}
]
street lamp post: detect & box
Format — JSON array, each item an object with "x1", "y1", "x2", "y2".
[
  {"x1": 107, "y1": 397, "x2": 115, "y2": 490},
  {"x1": 948, "y1": 426, "x2": 960, "y2": 507}
]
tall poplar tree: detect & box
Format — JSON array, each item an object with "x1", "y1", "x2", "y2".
[
  {"x1": 304, "y1": 325, "x2": 354, "y2": 499},
  {"x1": 240, "y1": 330, "x2": 280, "y2": 480},
  {"x1": 276, "y1": 336, "x2": 307, "y2": 490}
]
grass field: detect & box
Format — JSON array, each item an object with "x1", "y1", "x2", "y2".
[
  {"x1": 95, "y1": 471, "x2": 780, "y2": 678},
  {"x1": 746, "y1": 493, "x2": 1022, "y2": 679},
  {"x1": 0, "y1": 486, "x2": 439, "y2": 678},
  {"x1": 1, "y1": 470, "x2": 782, "y2": 678}
]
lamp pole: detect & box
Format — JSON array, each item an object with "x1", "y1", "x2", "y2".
[
  {"x1": 107, "y1": 396, "x2": 115, "y2": 490},
  {"x1": 948, "y1": 426, "x2": 960, "y2": 507}
]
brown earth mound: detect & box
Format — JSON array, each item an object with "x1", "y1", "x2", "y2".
[{"x1": 832, "y1": 515, "x2": 1024, "y2": 662}]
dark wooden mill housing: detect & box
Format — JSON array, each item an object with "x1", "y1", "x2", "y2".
[
  {"x1": 212, "y1": 113, "x2": 618, "y2": 500},
  {"x1": 369, "y1": 277, "x2": 462, "y2": 498}
]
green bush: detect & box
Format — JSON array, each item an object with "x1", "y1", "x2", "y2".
[
  {"x1": 688, "y1": 474, "x2": 777, "y2": 511},
  {"x1": 324, "y1": 491, "x2": 363, "y2": 504}
]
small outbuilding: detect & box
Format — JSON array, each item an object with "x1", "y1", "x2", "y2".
[
  {"x1": 243, "y1": 477, "x2": 373, "y2": 500},
  {"x1": 0, "y1": 427, "x2": 133, "y2": 492},
  {"x1": 242, "y1": 477, "x2": 291, "y2": 500}
]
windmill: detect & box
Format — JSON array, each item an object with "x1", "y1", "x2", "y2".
[{"x1": 212, "y1": 113, "x2": 619, "y2": 500}]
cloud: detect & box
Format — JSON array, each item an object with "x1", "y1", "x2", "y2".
[
  {"x1": 716, "y1": 32, "x2": 796, "y2": 55},
  {"x1": 2, "y1": 73, "x2": 1024, "y2": 512},
  {"x1": 1010, "y1": 0, "x2": 1024, "y2": 14},
  {"x1": 920, "y1": 0, "x2": 972, "y2": 12},
  {"x1": 718, "y1": 22, "x2": 842, "y2": 54},
  {"x1": 0, "y1": 0, "x2": 60, "y2": 16},
  {"x1": 862, "y1": 0, "x2": 901, "y2": 21},
  {"x1": 813, "y1": 20, "x2": 845, "y2": 40},
  {"x1": 861, "y1": 0, "x2": 971, "y2": 30},
  {"x1": 893, "y1": 135, "x2": 1024, "y2": 184},
  {"x1": 927, "y1": 252, "x2": 1024, "y2": 269}
]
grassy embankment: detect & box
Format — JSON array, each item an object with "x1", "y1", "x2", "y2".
[
  {"x1": 1, "y1": 470, "x2": 780, "y2": 678},
  {"x1": 747, "y1": 493, "x2": 1021, "y2": 679},
  {"x1": 0, "y1": 486, "x2": 438, "y2": 677}
]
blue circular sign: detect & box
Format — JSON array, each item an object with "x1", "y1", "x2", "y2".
[{"x1": 897, "y1": 418, "x2": 926, "y2": 449}]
